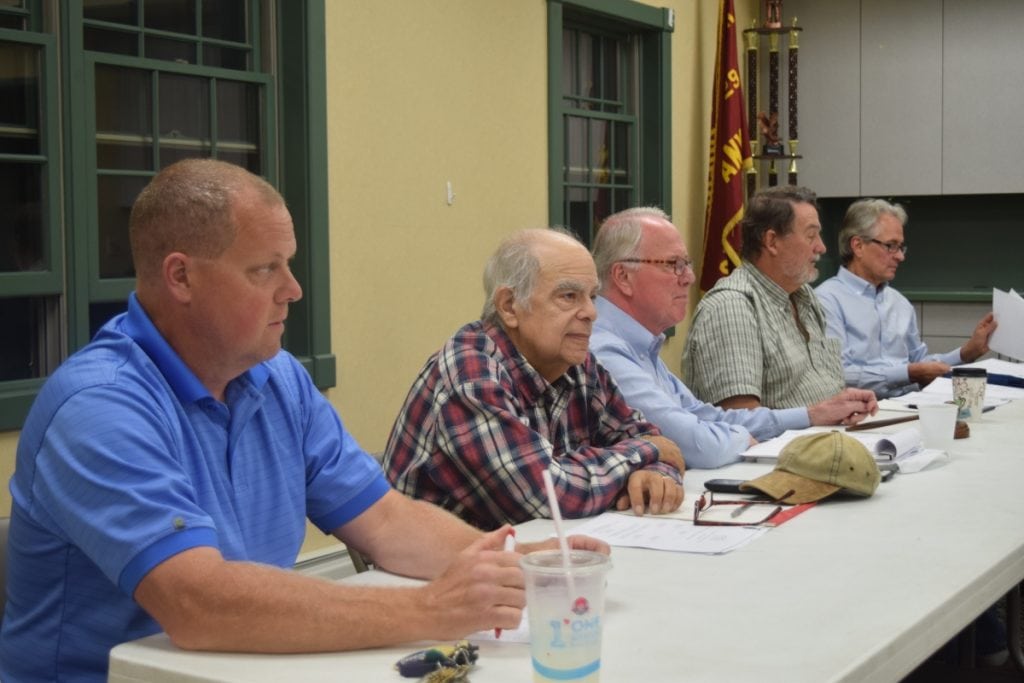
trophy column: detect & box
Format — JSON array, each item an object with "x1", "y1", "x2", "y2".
[
  {"x1": 745, "y1": 27, "x2": 759, "y2": 199},
  {"x1": 767, "y1": 33, "x2": 780, "y2": 187},
  {"x1": 787, "y1": 21, "x2": 800, "y2": 186},
  {"x1": 744, "y1": 10, "x2": 802, "y2": 194}
]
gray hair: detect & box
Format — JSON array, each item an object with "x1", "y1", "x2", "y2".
[
  {"x1": 481, "y1": 226, "x2": 582, "y2": 325},
  {"x1": 740, "y1": 185, "x2": 819, "y2": 260},
  {"x1": 837, "y1": 198, "x2": 908, "y2": 265},
  {"x1": 130, "y1": 158, "x2": 283, "y2": 283},
  {"x1": 592, "y1": 206, "x2": 670, "y2": 286}
]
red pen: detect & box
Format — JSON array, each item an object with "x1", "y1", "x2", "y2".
[{"x1": 494, "y1": 530, "x2": 517, "y2": 639}]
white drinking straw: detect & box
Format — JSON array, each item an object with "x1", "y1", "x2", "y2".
[{"x1": 541, "y1": 468, "x2": 577, "y2": 599}]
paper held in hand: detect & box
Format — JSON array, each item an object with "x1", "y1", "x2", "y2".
[{"x1": 990, "y1": 288, "x2": 1024, "y2": 362}]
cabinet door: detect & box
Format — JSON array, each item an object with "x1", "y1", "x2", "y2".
[
  {"x1": 943, "y1": 0, "x2": 1024, "y2": 194},
  {"x1": 860, "y1": 0, "x2": 942, "y2": 195},
  {"x1": 785, "y1": 0, "x2": 861, "y2": 197}
]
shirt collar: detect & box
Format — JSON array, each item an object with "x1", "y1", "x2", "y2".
[
  {"x1": 595, "y1": 296, "x2": 664, "y2": 358},
  {"x1": 483, "y1": 321, "x2": 582, "y2": 399},
  {"x1": 743, "y1": 261, "x2": 798, "y2": 308},
  {"x1": 837, "y1": 265, "x2": 887, "y2": 298},
  {"x1": 120, "y1": 292, "x2": 269, "y2": 404}
]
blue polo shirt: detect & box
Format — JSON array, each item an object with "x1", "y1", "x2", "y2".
[{"x1": 0, "y1": 293, "x2": 389, "y2": 682}]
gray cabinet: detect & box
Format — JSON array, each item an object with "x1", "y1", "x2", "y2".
[
  {"x1": 942, "y1": 1, "x2": 1024, "y2": 194},
  {"x1": 787, "y1": 0, "x2": 1024, "y2": 197},
  {"x1": 860, "y1": 0, "x2": 941, "y2": 196},
  {"x1": 785, "y1": 0, "x2": 859, "y2": 197}
]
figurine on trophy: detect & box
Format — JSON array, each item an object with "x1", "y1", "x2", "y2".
[
  {"x1": 764, "y1": 0, "x2": 782, "y2": 28},
  {"x1": 757, "y1": 111, "x2": 785, "y2": 154}
]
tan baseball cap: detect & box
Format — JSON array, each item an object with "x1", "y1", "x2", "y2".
[{"x1": 739, "y1": 431, "x2": 881, "y2": 504}]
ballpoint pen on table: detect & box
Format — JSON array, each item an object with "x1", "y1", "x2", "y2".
[
  {"x1": 845, "y1": 414, "x2": 919, "y2": 432},
  {"x1": 494, "y1": 530, "x2": 516, "y2": 639}
]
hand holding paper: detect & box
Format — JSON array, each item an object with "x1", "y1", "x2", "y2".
[{"x1": 990, "y1": 288, "x2": 1024, "y2": 361}]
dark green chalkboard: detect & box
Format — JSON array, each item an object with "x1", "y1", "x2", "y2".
[{"x1": 814, "y1": 194, "x2": 1024, "y2": 301}]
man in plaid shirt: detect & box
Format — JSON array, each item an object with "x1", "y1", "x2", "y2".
[{"x1": 383, "y1": 228, "x2": 686, "y2": 531}]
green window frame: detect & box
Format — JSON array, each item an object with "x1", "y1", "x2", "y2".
[
  {"x1": 0, "y1": 18, "x2": 63, "y2": 425},
  {"x1": 0, "y1": 0, "x2": 332, "y2": 431},
  {"x1": 547, "y1": 0, "x2": 673, "y2": 245}
]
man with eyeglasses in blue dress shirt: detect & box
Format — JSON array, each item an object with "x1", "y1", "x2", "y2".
[
  {"x1": 815, "y1": 198, "x2": 996, "y2": 399},
  {"x1": 817, "y1": 197, "x2": 1007, "y2": 667},
  {"x1": 590, "y1": 206, "x2": 877, "y2": 469}
]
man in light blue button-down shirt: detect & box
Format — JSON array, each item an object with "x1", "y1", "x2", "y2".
[
  {"x1": 815, "y1": 198, "x2": 996, "y2": 399},
  {"x1": 590, "y1": 207, "x2": 877, "y2": 469}
]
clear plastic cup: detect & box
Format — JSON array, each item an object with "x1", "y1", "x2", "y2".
[{"x1": 520, "y1": 550, "x2": 611, "y2": 682}]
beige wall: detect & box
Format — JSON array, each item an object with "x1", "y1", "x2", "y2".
[
  {"x1": 323, "y1": 0, "x2": 754, "y2": 452},
  {"x1": 0, "y1": 1, "x2": 756, "y2": 554}
]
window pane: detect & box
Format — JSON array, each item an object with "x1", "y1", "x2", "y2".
[
  {"x1": 601, "y1": 36, "x2": 619, "y2": 108},
  {"x1": 0, "y1": 13, "x2": 25, "y2": 30},
  {"x1": 160, "y1": 145, "x2": 213, "y2": 167},
  {"x1": 217, "y1": 80, "x2": 258, "y2": 143},
  {"x1": 0, "y1": 41, "x2": 40, "y2": 155},
  {"x1": 145, "y1": 35, "x2": 196, "y2": 63},
  {"x1": 216, "y1": 149, "x2": 259, "y2": 173},
  {"x1": 203, "y1": 44, "x2": 248, "y2": 70},
  {"x1": 84, "y1": 0, "x2": 137, "y2": 25},
  {"x1": 90, "y1": 300, "x2": 129, "y2": 339},
  {"x1": 159, "y1": 73, "x2": 210, "y2": 163},
  {"x1": 613, "y1": 188, "x2": 631, "y2": 216},
  {"x1": 589, "y1": 119, "x2": 610, "y2": 184},
  {"x1": 592, "y1": 187, "x2": 610, "y2": 231},
  {"x1": 96, "y1": 65, "x2": 154, "y2": 170},
  {"x1": 144, "y1": 0, "x2": 195, "y2": 35},
  {"x1": 559, "y1": 20, "x2": 643, "y2": 240},
  {"x1": 613, "y1": 121, "x2": 630, "y2": 185},
  {"x1": 85, "y1": 27, "x2": 139, "y2": 56},
  {"x1": 0, "y1": 296, "x2": 59, "y2": 381},
  {"x1": 217, "y1": 80, "x2": 260, "y2": 170},
  {"x1": 565, "y1": 116, "x2": 585, "y2": 183},
  {"x1": 566, "y1": 194, "x2": 591, "y2": 242},
  {"x1": 0, "y1": 160, "x2": 45, "y2": 272},
  {"x1": 562, "y1": 29, "x2": 575, "y2": 99},
  {"x1": 202, "y1": 0, "x2": 247, "y2": 42},
  {"x1": 583, "y1": 33, "x2": 599, "y2": 102},
  {"x1": 97, "y1": 174, "x2": 147, "y2": 279}
]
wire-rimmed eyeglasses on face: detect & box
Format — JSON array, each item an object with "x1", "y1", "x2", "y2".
[
  {"x1": 692, "y1": 490, "x2": 789, "y2": 527},
  {"x1": 618, "y1": 257, "x2": 694, "y2": 276},
  {"x1": 865, "y1": 238, "x2": 908, "y2": 255}
]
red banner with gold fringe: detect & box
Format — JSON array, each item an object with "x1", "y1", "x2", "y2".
[{"x1": 700, "y1": 0, "x2": 752, "y2": 292}]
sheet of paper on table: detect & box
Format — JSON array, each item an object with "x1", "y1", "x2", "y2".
[
  {"x1": 568, "y1": 512, "x2": 767, "y2": 554},
  {"x1": 886, "y1": 376, "x2": 1022, "y2": 407}
]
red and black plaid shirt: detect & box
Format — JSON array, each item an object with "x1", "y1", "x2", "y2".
[{"x1": 383, "y1": 321, "x2": 679, "y2": 530}]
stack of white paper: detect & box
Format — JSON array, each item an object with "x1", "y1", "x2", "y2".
[{"x1": 741, "y1": 427, "x2": 948, "y2": 473}]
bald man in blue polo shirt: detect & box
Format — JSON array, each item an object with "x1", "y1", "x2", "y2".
[{"x1": 0, "y1": 159, "x2": 606, "y2": 682}]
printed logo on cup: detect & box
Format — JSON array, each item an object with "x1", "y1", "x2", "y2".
[{"x1": 546, "y1": 613, "x2": 602, "y2": 649}]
